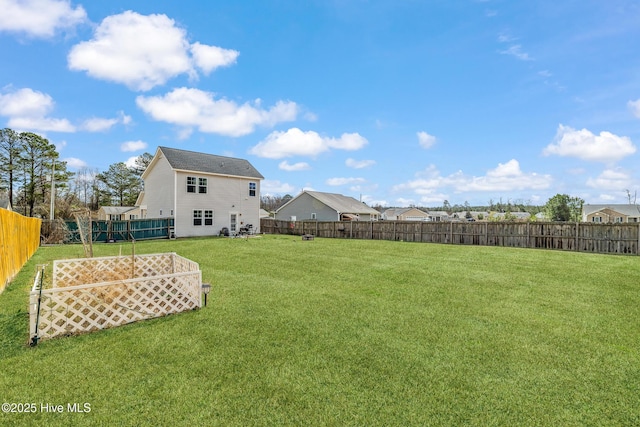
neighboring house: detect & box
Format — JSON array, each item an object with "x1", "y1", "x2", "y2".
[
  {"x1": 582, "y1": 204, "x2": 640, "y2": 223},
  {"x1": 426, "y1": 210, "x2": 450, "y2": 222},
  {"x1": 98, "y1": 206, "x2": 141, "y2": 220},
  {"x1": 382, "y1": 207, "x2": 430, "y2": 221},
  {"x1": 535, "y1": 212, "x2": 548, "y2": 221},
  {"x1": 275, "y1": 190, "x2": 380, "y2": 221},
  {"x1": 0, "y1": 198, "x2": 11, "y2": 211},
  {"x1": 139, "y1": 146, "x2": 264, "y2": 237},
  {"x1": 259, "y1": 208, "x2": 271, "y2": 219}
]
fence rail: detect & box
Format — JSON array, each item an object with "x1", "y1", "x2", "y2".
[{"x1": 261, "y1": 219, "x2": 640, "y2": 255}]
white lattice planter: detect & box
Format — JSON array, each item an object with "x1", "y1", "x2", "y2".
[{"x1": 30, "y1": 253, "x2": 202, "y2": 343}]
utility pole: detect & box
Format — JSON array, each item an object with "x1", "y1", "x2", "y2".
[{"x1": 50, "y1": 160, "x2": 55, "y2": 220}]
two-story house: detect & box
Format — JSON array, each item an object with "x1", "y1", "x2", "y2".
[{"x1": 139, "y1": 146, "x2": 264, "y2": 237}]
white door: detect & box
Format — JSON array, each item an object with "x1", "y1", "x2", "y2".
[{"x1": 230, "y1": 213, "x2": 238, "y2": 234}]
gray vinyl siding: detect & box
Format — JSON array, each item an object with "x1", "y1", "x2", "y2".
[{"x1": 275, "y1": 193, "x2": 339, "y2": 221}]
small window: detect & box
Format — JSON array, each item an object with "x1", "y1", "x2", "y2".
[
  {"x1": 193, "y1": 210, "x2": 203, "y2": 226},
  {"x1": 204, "y1": 210, "x2": 213, "y2": 226},
  {"x1": 187, "y1": 177, "x2": 196, "y2": 193},
  {"x1": 311, "y1": 213, "x2": 316, "y2": 220},
  {"x1": 199, "y1": 178, "x2": 207, "y2": 194},
  {"x1": 160, "y1": 209, "x2": 163, "y2": 216},
  {"x1": 170, "y1": 209, "x2": 174, "y2": 216},
  {"x1": 249, "y1": 182, "x2": 256, "y2": 197}
]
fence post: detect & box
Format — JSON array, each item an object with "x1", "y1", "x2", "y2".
[
  {"x1": 450, "y1": 221, "x2": 453, "y2": 244},
  {"x1": 575, "y1": 222, "x2": 579, "y2": 252}
]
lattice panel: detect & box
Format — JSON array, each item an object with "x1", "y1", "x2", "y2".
[
  {"x1": 32, "y1": 271, "x2": 201, "y2": 341},
  {"x1": 52, "y1": 253, "x2": 196, "y2": 288}
]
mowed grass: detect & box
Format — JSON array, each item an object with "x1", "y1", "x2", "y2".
[{"x1": 1, "y1": 235, "x2": 639, "y2": 426}]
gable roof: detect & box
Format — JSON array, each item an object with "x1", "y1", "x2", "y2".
[
  {"x1": 278, "y1": 190, "x2": 379, "y2": 215},
  {"x1": 150, "y1": 146, "x2": 264, "y2": 179},
  {"x1": 99, "y1": 206, "x2": 138, "y2": 215},
  {"x1": 583, "y1": 204, "x2": 640, "y2": 217}
]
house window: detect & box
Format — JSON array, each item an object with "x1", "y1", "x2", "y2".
[
  {"x1": 170, "y1": 209, "x2": 174, "y2": 216},
  {"x1": 193, "y1": 210, "x2": 203, "y2": 226},
  {"x1": 199, "y1": 178, "x2": 208, "y2": 194},
  {"x1": 311, "y1": 213, "x2": 316, "y2": 220},
  {"x1": 160, "y1": 209, "x2": 163, "y2": 216},
  {"x1": 249, "y1": 182, "x2": 256, "y2": 197},
  {"x1": 187, "y1": 177, "x2": 196, "y2": 193},
  {"x1": 204, "y1": 210, "x2": 213, "y2": 226},
  {"x1": 615, "y1": 217, "x2": 623, "y2": 223},
  {"x1": 592, "y1": 216, "x2": 602, "y2": 223}
]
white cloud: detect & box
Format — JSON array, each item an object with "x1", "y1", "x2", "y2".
[
  {"x1": 586, "y1": 168, "x2": 633, "y2": 190},
  {"x1": 136, "y1": 87, "x2": 298, "y2": 137},
  {"x1": 82, "y1": 117, "x2": 118, "y2": 132},
  {"x1": 0, "y1": 0, "x2": 86, "y2": 38},
  {"x1": 125, "y1": 156, "x2": 138, "y2": 168},
  {"x1": 326, "y1": 177, "x2": 366, "y2": 186},
  {"x1": 499, "y1": 44, "x2": 533, "y2": 61},
  {"x1": 346, "y1": 158, "x2": 376, "y2": 169},
  {"x1": 249, "y1": 128, "x2": 368, "y2": 159},
  {"x1": 393, "y1": 160, "x2": 552, "y2": 198},
  {"x1": 64, "y1": 157, "x2": 87, "y2": 169},
  {"x1": 0, "y1": 88, "x2": 75, "y2": 131},
  {"x1": 417, "y1": 131, "x2": 437, "y2": 149},
  {"x1": 190, "y1": 42, "x2": 238, "y2": 75},
  {"x1": 82, "y1": 111, "x2": 131, "y2": 132},
  {"x1": 279, "y1": 161, "x2": 310, "y2": 171},
  {"x1": 261, "y1": 179, "x2": 297, "y2": 195},
  {"x1": 68, "y1": 11, "x2": 237, "y2": 91},
  {"x1": 8, "y1": 116, "x2": 75, "y2": 132},
  {"x1": 628, "y1": 99, "x2": 640, "y2": 119},
  {"x1": 0, "y1": 87, "x2": 55, "y2": 117},
  {"x1": 543, "y1": 124, "x2": 636, "y2": 163},
  {"x1": 121, "y1": 140, "x2": 148, "y2": 152}
]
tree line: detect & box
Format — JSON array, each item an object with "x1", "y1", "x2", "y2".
[{"x1": 0, "y1": 128, "x2": 151, "y2": 219}]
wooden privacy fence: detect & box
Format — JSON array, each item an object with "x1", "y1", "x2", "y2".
[
  {"x1": 261, "y1": 219, "x2": 640, "y2": 255},
  {"x1": 29, "y1": 252, "x2": 202, "y2": 343},
  {"x1": 0, "y1": 209, "x2": 41, "y2": 293}
]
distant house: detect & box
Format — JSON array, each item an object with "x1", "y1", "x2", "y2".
[
  {"x1": 138, "y1": 146, "x2": 264, "y2": 237},
  {"x1": 259, "y1": 209, "x2": 271, "y2": 219},
  {"x1": 275, "y1": 190, "x2": 380, "y2": 221},
  {"x1": 582, "y1": 204, "x2": 640, "y2": 223},
  {"x1": 98, "y1": 206, "x2": 140, "y2": 220},
  {"x1": 0, "y1": 198, "x2": 11, "y2": 211},
  {"x1": 382, "y1": 207, "x2": 429, "y2": 221},
  {"x1": 426, "y1": 210, "x2": 450, "y2": 222}
]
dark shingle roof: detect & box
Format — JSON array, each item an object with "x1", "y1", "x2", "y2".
[{"x1": 159, "y1": 146, "x2": 264, "y2": 179}]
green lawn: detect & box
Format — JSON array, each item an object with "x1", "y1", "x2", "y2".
[{"x1": 1, "y1": 235, "x2": 639, "y2": 426}]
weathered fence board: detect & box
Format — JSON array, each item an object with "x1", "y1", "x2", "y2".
[{"x1": 261, "y1": 219, "x2": 640, "y2": 256}]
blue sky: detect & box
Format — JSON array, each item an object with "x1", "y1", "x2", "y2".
[{"x1": 1, "y1": 0, "x2": 639, "y2": 207}]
